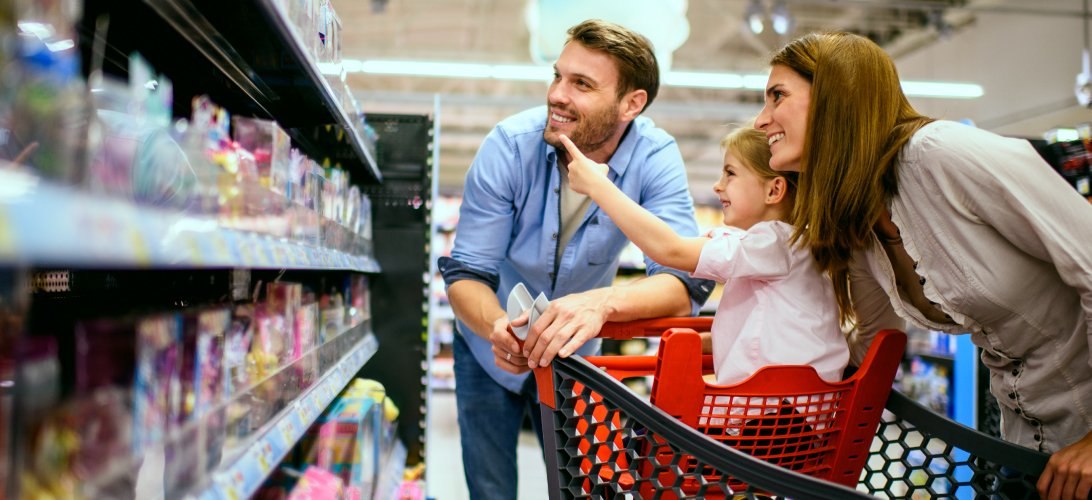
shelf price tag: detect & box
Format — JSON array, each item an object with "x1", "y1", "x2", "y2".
[
  {"x1": 279, "y1": 414, "x2": 298, "y2": 444},
  {"x1": 220, "y1": 471, "x2": 246, "y2": 500},
  {"x1": 292, "y1": 246, "x2": 307, "y2": 266},
  {"x1": 256, "y1": 440, "x2": 275, "y2": 475},
  {"x1": 254, "y1": 240, "x2": 274, "y2": 267},
  {"x1": 128, "y1": 226, "x2": 151, "y2": 265},
  {"x1": 0, "y1": 207, "x2": 15, "y2": 258},
  {"x1": 271, "y1": 243, "x2": 289, "y2": 265},
  {"x1": 239, "y1": 239, "x2": 259, "y2": 266},
  {"x1": 209, "y1": 233, "x2": 233, "y2": 264},
  {"x1": 183, "y1": 233, "x2": 203, "y2": 264}
]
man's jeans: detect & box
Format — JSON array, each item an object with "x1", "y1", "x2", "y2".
[{"x1": 453, "y1": 331, "x2": 544, "y2": 500}]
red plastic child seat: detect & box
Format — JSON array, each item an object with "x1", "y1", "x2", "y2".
[{"x1": 539, "y1": 318, "x2": 905, "y2": 497}]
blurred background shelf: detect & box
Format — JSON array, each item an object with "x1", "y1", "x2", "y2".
[
  {"x1": 0, "y1": 169, "x2": 380, "y2": 271},
  {"x1": 195, "y1": 330, "x2": 378, "y2": 500},
  {"x1": 86, "y1": 0, "x2": 380, "y2": 183}
]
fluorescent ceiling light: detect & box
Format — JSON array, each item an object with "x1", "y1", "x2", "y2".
[
  {"x1": 900, "y1": 80, "x2": 984, "y2": 99},
  {"x1": 361, "y1": 60, "x2": 494, "y2": 79},
  {"x1": 345, "y1": 59, "x2": 984, "y2": 99},
  {"x1": 745, "y1": 0, "x2": 765, "y2": 35},
  {"x1": 1049, "y1": 128, "x2": 1080, "y2": 142},
  {"x1": 490, "y1": 64, "x2": 553, "y2": 81},
  {"x1": 665, "y1": 71, "x2": 745, "y2": 89}
]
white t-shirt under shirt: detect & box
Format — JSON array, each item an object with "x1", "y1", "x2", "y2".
[{"x1": 691, "y1": 220, "x2": 848, "y2": 386}]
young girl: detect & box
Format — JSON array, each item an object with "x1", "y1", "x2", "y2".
[{"x1": 560, "y1": 127, "x2": 847, "y2": 385}]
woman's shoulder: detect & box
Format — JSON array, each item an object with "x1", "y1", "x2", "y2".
[
  {"x1": 907, "y1": 120, "x2": 978, "y2": 150},
  {"x1": 900, "y1": 120, "x2": 1026, "y2": 181},
  {"x1": 906, "y1": 120, "x2": 1011, "y2": 157}
]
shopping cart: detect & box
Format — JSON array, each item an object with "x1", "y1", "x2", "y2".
[{"x1": 532, "y1": 318, "x2": 1051, "y2": 499}]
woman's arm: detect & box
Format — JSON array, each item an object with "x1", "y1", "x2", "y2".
[
  {"x1": 848, "y1": 249, "x2": 906, "y2": 366},
  {"x1": 561, "y1": 134, "x2": 705, "y2": 271}
]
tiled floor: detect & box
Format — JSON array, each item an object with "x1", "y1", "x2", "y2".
[{"x1": 425, "y1": 390, "x2": 548, "y2": 500}]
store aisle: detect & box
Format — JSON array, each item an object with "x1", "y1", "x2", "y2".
[{"x1": 426, "y1": 390, "x2": 549, "y2": 500}]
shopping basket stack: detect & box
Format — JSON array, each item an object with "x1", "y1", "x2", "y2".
[{"x1": 532, "y1": 318, "x2": 1051, "y2": 499}]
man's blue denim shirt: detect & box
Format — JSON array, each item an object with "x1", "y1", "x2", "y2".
[{"x1": 439, "y1": 106, "x2": 714, "y2": 392}]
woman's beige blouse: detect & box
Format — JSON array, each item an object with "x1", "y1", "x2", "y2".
[{"x1": 849, "y1": 120, "x2": 1092, "y2": 453}]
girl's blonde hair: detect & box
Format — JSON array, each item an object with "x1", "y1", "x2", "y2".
[
  {"x1": 770, "y1": 32, "x2": 933, "y2": 324},
  {"x1": 720, "y1": 126, "x2": 797, "y2": 218}
]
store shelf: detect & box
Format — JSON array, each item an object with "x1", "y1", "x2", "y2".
[
  {"x1": 195, "y1": 329, "x2": 379, "y2": 500},
  {"x1": 0, "y1": 170, "x2": 379, "y2": 271},
  {"x1": 139, "y1": 0, "x2": 380, "y2": 183},
  {"x1": 910, "y1": 351, "x2": 956, "y2": 364}
]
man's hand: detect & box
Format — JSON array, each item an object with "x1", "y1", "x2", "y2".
[
  {"x1": 522, "y1": 287, "x2": 612, "y2": 369},
  {"x1": 489, "y1": 314, "x2": 530, "y2": 374},
  {"x1": 560, "y1": 134, "x2": 609, "y2": 196},
  {"x1": 1037, "y1": 431, "x2": 1092, "y2": 499}
]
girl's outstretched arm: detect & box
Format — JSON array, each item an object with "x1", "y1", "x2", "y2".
[{"x1": 561, "y1": 134, "x2": 705, "y2": 272}]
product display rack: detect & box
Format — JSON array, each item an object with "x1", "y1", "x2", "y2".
[
  {"x1": 358, "y1": 113, "x2": 436, "y2": 470},
  {"x1": 82, "y1": 0, "x2": 381, "y2": 183},
  {"x1": 194, "y1": 328, "x2": 378, "y2": 500},
  {"x1": 1, "y1": 0, "x2": 433, "y2": 498},
  {"x1": 0, "y1": 169, "x2": 380, "y2": 272}
]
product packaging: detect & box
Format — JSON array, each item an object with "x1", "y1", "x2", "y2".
[
  {"x1": 346, "y1": 274, "x2": 369, "y2": 326},
  {"x1": 294, "y1": 302, "x2": 320, "y2": 388},
  {"x1": 295, "y1": 387, "x2": 381, "y2": 498},
  {"x1": 133, "y1": 314, "x2": 183, "y2": 453},
  {"x1": 223, "y1": 304, "x2": 256, "y2": 446}
]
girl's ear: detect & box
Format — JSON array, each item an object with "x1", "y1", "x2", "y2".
[{"x1": 766, "y1": 176, "x2": 788, "y2": 205}]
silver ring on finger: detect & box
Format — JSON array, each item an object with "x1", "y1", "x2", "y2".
[{"x1": 506, "y1": 352, "x2": 512, "y2": 361}]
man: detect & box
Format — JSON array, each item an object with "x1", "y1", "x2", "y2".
[{"x1": 437, "y1": 19, "x2": 712, "y2": 499}]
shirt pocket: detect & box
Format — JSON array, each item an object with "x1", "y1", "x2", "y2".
[{"x1": 585, "y1": 215, "x2": 617, "y2": 266}]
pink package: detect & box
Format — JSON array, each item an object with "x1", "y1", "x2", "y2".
[{"x1": 287, "y1": 466, "x2": 345, "y2": 500}]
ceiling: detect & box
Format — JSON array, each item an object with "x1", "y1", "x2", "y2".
[{"x1": 329, "y1": 0, "x2": 1090, "y2": 203}]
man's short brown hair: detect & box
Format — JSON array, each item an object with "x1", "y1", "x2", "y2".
[{"x1": 566, "y1": 19, "x2": 660, "y2": 113}]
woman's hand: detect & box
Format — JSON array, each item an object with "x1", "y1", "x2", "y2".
[
  {"x1": 1037, "y1": 431, "x2": 1092, "y2": 499},
  {"x1": 559, "y1": 134, "x2": 609, "y2": 196}
]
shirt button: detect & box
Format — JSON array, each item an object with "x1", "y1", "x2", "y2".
[
  {"x1": 1034, "y1": 434, "x2": 1041, "y2": 441},
  {"x1": 1011, "y1": 368, "x2": 1019, "y2": 376},
  {"x1": 919, "y1": 276, "x2": 927, "y2": 285},
  {"x1": 554, "y1": 188, "x2": 560, "y2": 194},
  {"x1": 551, "y1": 232, "x2": 558, "y2": 240},
  {"x1": 1008, "y1": 392, "x2": 1016, "y2": 399},
  {"x1": 1015, "y1": 408, "x2": 1022, "y2": 415},
  {"x1": 913, "y1": 261, "x2": 919, "y2": 269}
]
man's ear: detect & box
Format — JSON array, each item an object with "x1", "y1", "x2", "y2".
[
  {"x1": 619, "y1": 89, "x2": 647, "y2": 121},
  {"x1": 766, "y1": 176, "x2": 788, "y2": 205}
]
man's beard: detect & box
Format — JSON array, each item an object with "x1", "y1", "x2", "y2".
[{"x1": 544, "y1": 100, "x2": 620, "y2": 154}]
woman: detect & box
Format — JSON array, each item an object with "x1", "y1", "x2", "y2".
[{"x1": 755, "y1": 31, "x2": 1092, "y2": 499}]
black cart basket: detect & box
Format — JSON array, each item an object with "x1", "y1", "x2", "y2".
[{"x1": 531, "y1": 318, "x2": 1050, "y2": 499}]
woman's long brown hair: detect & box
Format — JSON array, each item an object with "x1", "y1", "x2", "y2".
[{"x1": 771, "y1": 32, "x2": 933, "y2": 324}]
